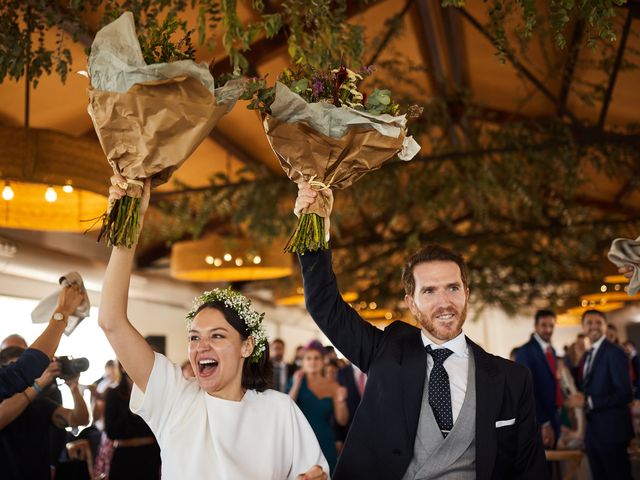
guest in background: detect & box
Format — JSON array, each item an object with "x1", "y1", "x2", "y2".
[
  {"x1": 0, "y1": 285, "x2": 83, "y2": 400},
  {"x1": 566, "y1": 333, "x2": 590, "y2": 385},
  {"x1": 606, "y1": 323, "x2": 620, "y2": 346},
  {"x1": 0, "y1": 347, "x2": 89, "y2": 480},
  {"x1": 324, "y1": 346, "x2": 338, "y2": 364},
  {"x1": 270, "y1": 338, "x2": 295, "y2": 393},
  {"x1": 623, "y1": 340, "x2": 640, "y2": 400},
  {"x1": 180, "y1": 360, "x2": 195, "y2": 379},
  {"x1": 0, "y1": 334, "x2": 27, "y2": 350},
  {"x1": 515, "y1": 309, "x2": 563, "y2": 449},
  {"x1": 323, "y1": 360, "x2": 339, "y2": 382},
  {"x1": 336, "y1": 361, "x2": 366, "y2": 435},
  {"x1": 509, "y1": 347, "x2": 519, "y2": 362},
  {"x1": 104, "y1": 363, "x2": 161, "y2": 480},
  {"x1": 568, "y1": 309, "x2": 633, "y2": 480},
  {"x1": 294, "y1": 345, "x2": 305, "y2": 370},
  {"x1": 94, "y1": 360, "x2": 119, "y2": 395},
  {"x1": 289, "y1": 341, "x2": 349, "y2": 474}
]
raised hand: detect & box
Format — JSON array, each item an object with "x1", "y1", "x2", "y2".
[
  {"x1": 618, "y1": 264, "x2": 634, "y2": 279},
  {"x1": 55, "y1": 284, "x2": 84, "y2": 317},
  {"x1": 294, "y1": 181, "x2": 333, "y2": 218},
  {"x1": 109, "y1": 174, "x2": 152, "y2": 219}
]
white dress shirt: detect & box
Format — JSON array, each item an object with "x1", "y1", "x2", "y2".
[
  {"x1": 421, "y1": 330, "x2": 469, "y2": 423},
  {"x1": 583, "y1": 335, "x2": 605, "y2": 378},
  {"x1": 533, "y1": 332, "x2": 552, "y2": 354}
]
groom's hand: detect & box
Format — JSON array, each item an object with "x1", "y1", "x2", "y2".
[
  {"x1": 296, "y1": 465, "x2": 327, "y2": 480},
  {"x1": 295, "y1": 181, "x2": 334, "y2": 240},
  {"x1": 294, "y1": 182, "x2": 333, "y2": 216}
]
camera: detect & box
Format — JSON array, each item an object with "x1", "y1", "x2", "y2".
[{"x1": 56, "y1": 356, "x2": 89, "y2": 380}]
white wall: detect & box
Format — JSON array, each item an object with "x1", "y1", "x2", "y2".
[{"x1": 463, "y1": 306, "x2": 583, "y2": 359}]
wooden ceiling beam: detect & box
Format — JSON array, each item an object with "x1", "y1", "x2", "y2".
[
  {"x1": 557, "y1": 20, "x2": 584, "y2": 115},
  {"x1": 457, "y1": 8, "x2": 580, "y2": 125},
  {"x1": 597, "y1": 9, "x2": 634, "y2": 129}
]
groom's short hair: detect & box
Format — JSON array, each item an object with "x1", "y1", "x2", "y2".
[{"x1": 402, "y1": 244, "x2": 469, "y2": 296}]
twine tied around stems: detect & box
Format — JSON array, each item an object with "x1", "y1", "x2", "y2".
[
  {"x1": 118, "y1": 178, "x2": 144, "y2": 197},
  {"x1": 307, "y1": 171, "x2": 338, "y2": 192}
]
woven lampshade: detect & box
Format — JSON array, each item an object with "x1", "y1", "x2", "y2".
[
  {"x1": 0, "y1": 127, "x2": 110, "y2": 231},
  {"x1": 171, "y1": 234, "x2": 293, "y2": 282},
  {"x1": 275, "y1": 286, "x2": 358, "y2": 306}
]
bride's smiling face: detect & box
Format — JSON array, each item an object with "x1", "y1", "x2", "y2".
[{"x1": 188, "y1": 308, "x2": 253, "y2": 398}]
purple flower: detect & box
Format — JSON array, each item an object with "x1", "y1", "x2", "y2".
[
  {"x1": 360, "y1": 65, "x2": 376, "y2": 76},
  {"x1": 312, "y1": 78, "x2": 325, "y2": 98}
]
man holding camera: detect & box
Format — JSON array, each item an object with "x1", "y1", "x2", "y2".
[
  {"x1": 0, "y1": 347, "x2": 90, "y2": 480},
  {"x1": 0, "y1": 285, "x2": 90, "y2": 480},
  {"x1": 0, "y1": 284, "x2": 84, "y2": 400}
]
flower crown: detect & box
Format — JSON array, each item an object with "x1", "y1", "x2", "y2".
[{"x1": 186, "y1": 287, "x2": 268, "y2": 363}]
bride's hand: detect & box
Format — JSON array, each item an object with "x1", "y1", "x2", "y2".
[
  {"x1": 108, "y1": 175, "x2": 152, "y2": 219},
  {"x1": 296, "y1": 465, "x2": 327, "y2": 480}
]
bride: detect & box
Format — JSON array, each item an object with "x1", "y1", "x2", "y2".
[{"x1": 98, "y1": 175, "x2": 328, "y2": 480}]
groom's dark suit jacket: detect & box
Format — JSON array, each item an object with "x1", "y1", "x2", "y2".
[{"x1": 300, "y1": 250, "x2": 547, "y2": 480}]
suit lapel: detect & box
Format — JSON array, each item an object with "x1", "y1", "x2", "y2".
[
  {"x1": 469, "y1": 338, "x2": 504, "y2": 480},
  {"x1": 401, "y1": 330, "x2": 428, "y2": 442},
  {"x1": 528, "y1": 336, "x2": 556, "y2": 380}
]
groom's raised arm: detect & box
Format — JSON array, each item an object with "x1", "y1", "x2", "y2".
[{"x1": 295, "y1": 182, "x2": 383, "y2": 372}]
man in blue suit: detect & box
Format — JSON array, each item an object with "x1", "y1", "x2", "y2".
[
  {"x1": 515, "y1": 309, "x2": 562, "y2": 449},
  {"x1": 568, "y1": 309, "x2": 633, "y2": 480}
]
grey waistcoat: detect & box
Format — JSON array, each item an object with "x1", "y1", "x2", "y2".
[{"x1": 401, "y1": 348, "x2": 476, "y2": 480}]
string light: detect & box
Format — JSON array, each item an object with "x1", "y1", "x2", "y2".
[
  {"x1": 62, "y1": 183, "x2": 74, "y2": 193},
  {"x1": 44, "y1": 186, "x2": 57, "y2": 202},
  {"x1": 2, "y1": 183, "x2": 14, "y2": 201}
]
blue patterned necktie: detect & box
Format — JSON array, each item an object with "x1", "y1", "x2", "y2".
[{"x1": 426, "y1": 345, "x2": 454, "y2": 438}]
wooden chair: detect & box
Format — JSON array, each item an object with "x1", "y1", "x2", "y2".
[{"x1": 545, "y1": 449, "x2": 583, "y2": 480}]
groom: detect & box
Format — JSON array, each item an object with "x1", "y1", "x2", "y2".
[{"x1": 294, "y1": 183, "x2": 547, "y2": 479}]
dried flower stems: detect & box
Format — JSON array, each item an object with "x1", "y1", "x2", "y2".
[
  {"x1": 97, "y1": 195, "x2": 141, "y2": 248},
  {"x1": 284, "y1": 213, "x2": 327, "y2": 254}
]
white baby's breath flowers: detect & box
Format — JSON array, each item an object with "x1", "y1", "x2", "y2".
[{"x1": 186, "y1": 287, "x2": 268, "y2": 363}]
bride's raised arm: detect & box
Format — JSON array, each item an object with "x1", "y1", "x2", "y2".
[{"x1": 98, "y1": 175, "x2": 155, "y2": 392}]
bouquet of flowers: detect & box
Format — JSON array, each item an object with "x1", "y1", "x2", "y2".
[
  {"x1": 87, "y1": 12, "x2": 243, "y2": 248},
  {"x1": 243, "y1": 65, "x2": 421, "y2": 253}
]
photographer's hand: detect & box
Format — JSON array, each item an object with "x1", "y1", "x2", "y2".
[
  {"x1": 65, "y1": 374, "x2": 80, "y2": 392},
  {"x1": 35, "y1": 361, "x2": 62, "y2": 389}
]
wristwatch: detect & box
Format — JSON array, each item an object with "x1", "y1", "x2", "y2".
[{"x1": 52, "y1": 312, "x2": 66, "y2": 322}]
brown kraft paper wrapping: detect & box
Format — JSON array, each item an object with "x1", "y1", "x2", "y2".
[
  {"x1": 262, "y1": 115, "x2": 406, "y2": 218},
  {"x1": 88, "y1": 75, "x2": 229, "y2": 192}
]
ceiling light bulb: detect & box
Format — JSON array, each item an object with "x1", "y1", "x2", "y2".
[
  {"x1": 45, "y1": 186, "x2": 57, "y2": 203},
  {"x1": 213, "y1": 258, "x2": 222, "y2": 267},
  {"x1": 2, "y1": 184, "x2": 14, "y2": 201},
  {"x1": 62, "y1": 184, "x2": 74, "y2": 193},
  {"x1": 205, "y1": 255, "x2": 214, "y2": 265},
  {"x1": 253, "y1": 256, "x2": 262, "y2": 264},
  {"x1": 600, "y1": 285, "x2": 607, "y2": 293},
  {"x1": 235, "y1": 258, "x2": 243, "y2": 266},
  {"x1": 223, "y1": 253, "x2": 232, "y2": 262}
]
